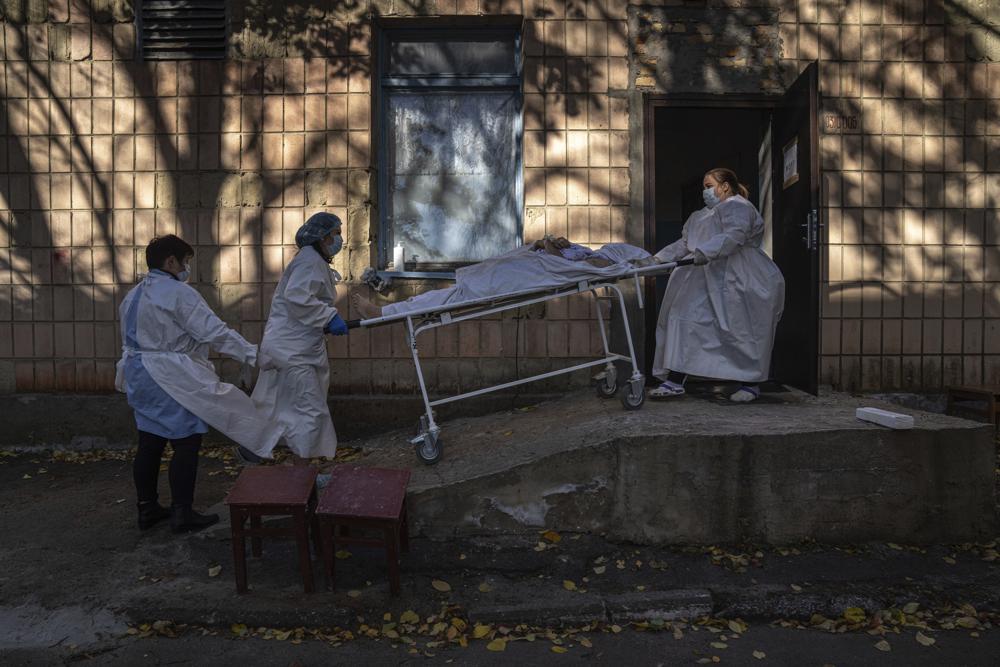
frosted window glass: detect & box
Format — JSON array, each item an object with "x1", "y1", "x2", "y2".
[{"x1": 387, "y1": 91, "x2": 520, "y2": 264}]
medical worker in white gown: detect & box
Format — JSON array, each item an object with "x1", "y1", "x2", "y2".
[
  {"x1": 649, "y1": 168, "x2": 785, "y2": 402},
  {"x1": 117, "y1": 235, "x2": 282, "y2": 532},
  {"x1": 251, "y1": 212, "x2": 348, "y2": 461}
]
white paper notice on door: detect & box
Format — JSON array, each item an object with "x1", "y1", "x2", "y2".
[{"x1": 782, "y1": 137, "x2": 798, "y2": 189}]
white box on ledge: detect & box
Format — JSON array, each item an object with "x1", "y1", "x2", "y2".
[{"x1": 856, "y1": 407, "x2": 914, "y2": 430}]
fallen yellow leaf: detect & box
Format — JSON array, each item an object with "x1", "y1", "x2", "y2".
[
  {"x1": 542, "y1": 530, "x2": 562, "y2": 543},
  {"x1": 551, "y1": 646, "x2": 568, "y2": 653},
  {"x1": 400, "y1": 610, "x2": 420, "y2": 625},
  {"x1": 579, "y1": 637, "x2": 593, "y2": 648},
  {"x1": 472, "y1": 624, "x2": 492, "y2": 639},
  {"x1": 451, "y1": 618, "x2": 467, "y2": 631},
  {"x1": 335, "y1": 550, "x2": 352, "y2": 559},
  {"x1": 956, "y1": 616, "x2": 978, "y2": 629},
  {"x1": 752, "y1": 650, "x2": 766, "y2": 659},
  {"x1": 874, "y1": 639, "x2": 891, "y2": 652},
  {"x1": 432, "y1": 579, "x2": 452, "y2": 593},
  {"x1": 479, "y1": 582, "x2": 492, "y2": 593},
  {"x1": 728, "y1": 620, "x2": 745, "y2": 634},
  {"x1": 563, "y1": 580, "x2": 577, "y2": 591},
  {"x1": 915, "y1": 631, "x2": 935, "y2": 647},
  {"x1": 231, "y1": 623, "x2": 248, "y2": 636},
  {"x1": 843, "y1": 607, "x2": 866, "y2": 624},
  {"x1": 710, "y1": 642, "x2": 728, "y2": 649},
  {"x1": 611, "y1": 624, "x2": 622, "y2": 634},
  {"x1": 486, "y1": 639, "x2": 506, "y2": 651},
  {"x1": 902, "y1": 602, "x2": 919, "y2": 614},
  {"x1": 208, "y1": 565, "x2": 222, "y2": 578},
  {"x1": 347, "y1": 590, "x2": 361, "y2": 598},
  {"x1": 593, "y1": 565, "x2": 606, "y2": 575}
]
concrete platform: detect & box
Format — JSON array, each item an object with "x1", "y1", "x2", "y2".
[{"x1": 360, "y1": 386, "x2": 997, "y2": 545}]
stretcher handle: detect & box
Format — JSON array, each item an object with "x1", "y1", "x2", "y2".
[
  {"x1": 674, "y1": 257, "x2": 697, "y2": 267},
  {"x1": 346, "y1": 319, "x2": 363, "y2": 329}
]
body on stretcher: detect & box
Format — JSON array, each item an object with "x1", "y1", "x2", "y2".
[{"x1": 346, "y1": 258, "x2": 697, "y2": 464}]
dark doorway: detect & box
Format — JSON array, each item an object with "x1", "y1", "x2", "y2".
[{"x1": 643, "y1": 63, "x2": 821, "y2": 394}]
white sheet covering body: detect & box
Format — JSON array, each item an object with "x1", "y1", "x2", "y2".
[
  {"x1": 652, "y1": 197, "x2": 785, "y2": 383},
  {"x1": 252, "y1": 246, "x2": 339, "y2": 459},
  {"x1": 115, "y1": 271, "x2": 284, "y2": 453},
  {"x1": 381, "y1": 243, "x2": 651, "y2": 317}
]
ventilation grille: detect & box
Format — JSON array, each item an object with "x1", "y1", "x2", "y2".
[{"x1": 141, "y1": 0, "x2": 227, "y2": 60}]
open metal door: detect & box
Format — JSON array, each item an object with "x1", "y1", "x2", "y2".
[{"x1": 771, "y1": 61, "x2": 820, "y2": 394}]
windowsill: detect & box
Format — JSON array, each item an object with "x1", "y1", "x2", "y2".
[{"x1": 379, "y1": 270, "x2": 456, "y2": 280}]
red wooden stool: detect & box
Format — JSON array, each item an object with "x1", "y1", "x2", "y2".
[
  {"x1": 225, "y1": 466, "x2": 319, "y2": 594},
  {"x1": 316, "y1": 465, "x2": 411, "y2": 596}
]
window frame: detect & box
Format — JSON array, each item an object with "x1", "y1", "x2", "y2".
[{"x1": 375, "y1": 23, "x2": 524, "y2": 275}]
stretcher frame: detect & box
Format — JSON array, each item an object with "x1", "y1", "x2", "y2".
[{"x1": 347, "y1": 259, "x2": 693, "y2": 464}]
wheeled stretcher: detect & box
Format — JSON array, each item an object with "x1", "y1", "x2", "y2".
[{"x1": 346, "y1": 258, "x2": 695, "y2": 464}]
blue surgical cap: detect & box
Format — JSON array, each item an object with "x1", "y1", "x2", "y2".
[{"x1": 295, "y1": 212, "x2": 343, "y2": 248}]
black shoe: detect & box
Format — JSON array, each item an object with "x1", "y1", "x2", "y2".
[
  {"x1": 137, "y1": 501, "x2": 171, "y2": 530},
  {"x1": 170, "y1": 505, "x2": 219, "y2": 533},
  {"x1": 234, "y1": 445, "x2": 264, "y2": 465}
]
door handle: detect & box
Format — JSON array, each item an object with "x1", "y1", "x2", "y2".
[{"x1": 800, "y1": 210, "x2": 819, "y2": 250}]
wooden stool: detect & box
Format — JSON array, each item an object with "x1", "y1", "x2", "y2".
[
  {"x1": 946, "y1": 385, "x2": 1000, "y2": 431},
  {"x1": 316, "y1": 465, "x2": 411, "y2": 596},
  {"x1": 225, "y1": 466, "x2": 319, "y2": 594}
]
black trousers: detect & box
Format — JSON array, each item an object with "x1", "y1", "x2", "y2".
[{"x1": 133, "y1": 430, "x2": 203, "y2": 507}]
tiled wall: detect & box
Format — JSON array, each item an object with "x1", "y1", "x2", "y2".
[
  {"x1": 629, "y1": 0, "x2": 999, "y2": 392},
  {"x1": 1, "y1": 0, "x2": 997, "y2": 395},
  {"x1": 789, "y1": 0, "x2": 1000, "y2": 391},
  {"x1": 0, "y1": 0, "x2": 619, "y2": 394}
]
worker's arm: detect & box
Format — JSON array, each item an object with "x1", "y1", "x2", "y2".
[
  {"x1": 692, "y1": 200, "x2": 754, "y2": 261},
  {"x1": 175, "y1": 288, "x2": 258, "y2": 365}
]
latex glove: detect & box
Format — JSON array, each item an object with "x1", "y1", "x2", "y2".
[
  {"x1": 325, "y1": 313, "x2": 349, "y2": 336},
  {"x1": 630, "y1": 255, "x2": 660, "y2": 268},
  {"x1": 692, "y1": 249, "x2": 709, "y2": 265}
]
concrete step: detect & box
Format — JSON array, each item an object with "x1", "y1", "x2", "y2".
[{"x1": 359, "y1": 387, "x2": 996, "y2": 545}]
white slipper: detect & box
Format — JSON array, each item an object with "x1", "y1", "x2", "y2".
[
  {"x1": 650, "y1": 382, "x2": 685, "y2": 399},
  {"x1": 729, "y1": 386, "x2": 760, "y2": 403}
]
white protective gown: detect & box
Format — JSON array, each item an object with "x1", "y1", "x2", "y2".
[
  {"x1": 652, "y1": 196, "x2": 785, "y2": 383},
  {"x1": 115, "y1": 271, "x2": 284, "y2": 453},
  {"x1": 252, "y1": 246, "x2": 339, "y2": 459}
]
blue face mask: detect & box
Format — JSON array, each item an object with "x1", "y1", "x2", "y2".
[
  {"x1": 703, "y1": 186, "x2": 720, "y2": 208},
  {"x1": 323, "y1": 234, "x2": 343, "y2": 258},
  {"x1": 175, "y1": 263, "x2": 191, "y2": 282}
]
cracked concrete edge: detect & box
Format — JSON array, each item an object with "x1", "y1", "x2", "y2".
[
  {"x1": 116, "y1": 601, "x2": 358, "y2": 631},
  {"x1": 712, "y1": 583, "x2": 1000, "y2": 620},
  {"x1": 463, "y1": 588, "x2": 714, "y2": 627},
  {"x1": 90, "y1": 581, "x2": 1000, "y2": 634},
  {"x1": 604, "y1": 589, "x2": 714, "y2": 622}
]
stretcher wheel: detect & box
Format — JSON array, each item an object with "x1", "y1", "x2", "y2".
[
  {"x1": 595, "y1": 376, "x2": 618, "y2": 398},
  {"x1": 620, "y1": 384, "x2": 645, "y2": 410},
  {"x1": 415, "y1": 431, "x2": 442, "y2": 465}
]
